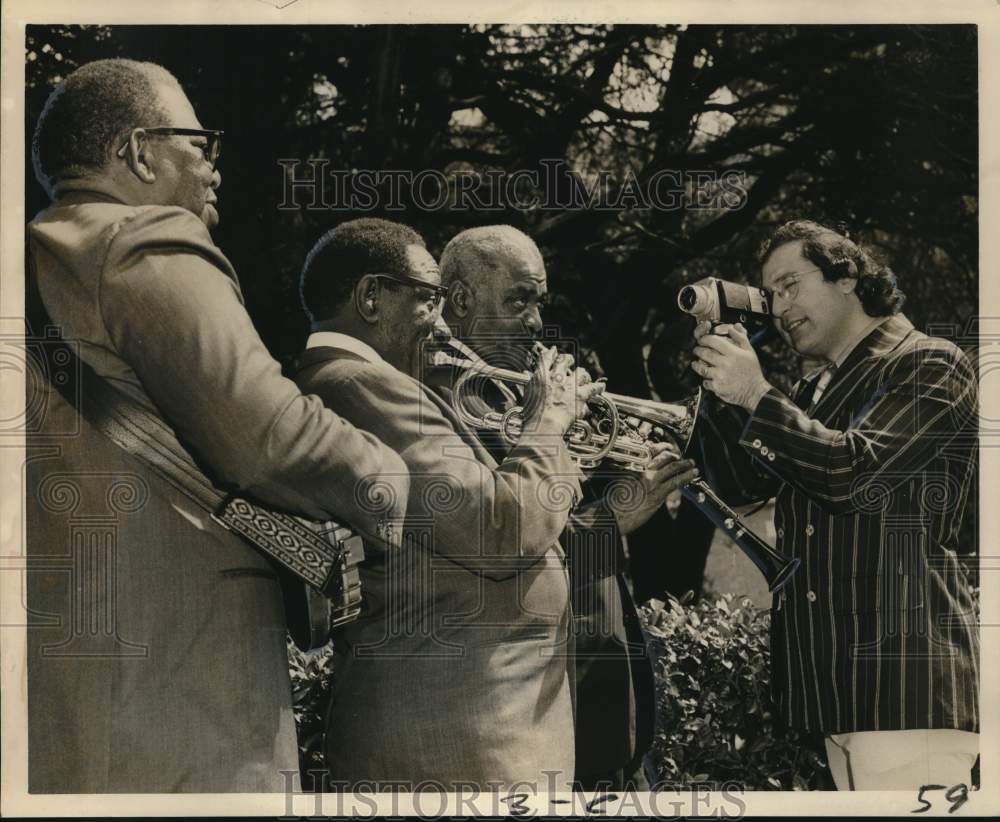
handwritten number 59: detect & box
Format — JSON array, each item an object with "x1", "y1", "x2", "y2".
[{"x1": 912, "y1": 783, "x2": 969, "y2": 814}]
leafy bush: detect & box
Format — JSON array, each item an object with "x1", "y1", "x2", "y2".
[
  {"x1": 287, "y1": 638, "x2": 335, "y2": 791},
  {"x1": 291, "y1": 583, "x2": 980, "y2": 792},
  {"x1": 641, "y1": 594, "x2": 831, "y2": 790}
]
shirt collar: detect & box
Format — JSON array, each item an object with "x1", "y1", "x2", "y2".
[
  {"x1": 53, "y1": 179, "x2": 129, "y2": 204},
  {"x1": 305, "y1": 331, "x2": 386, "y2": 366}
]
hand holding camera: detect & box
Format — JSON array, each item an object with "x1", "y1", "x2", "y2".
[
  {"x1": 691, "y1": 322, "x2": 773, "y2": 412},
  {"x1": 679, "y1": 278, "x2": 774, "y2": 412}
]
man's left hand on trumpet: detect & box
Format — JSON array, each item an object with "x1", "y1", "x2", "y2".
[
  {"x1": 610, "y1": 441, "x2": 700, "y2": 535},
  {"x1": 691, "y1": 321, "x2": 774, "y2": 412}
]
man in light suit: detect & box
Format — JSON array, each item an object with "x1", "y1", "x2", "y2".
[
  {"x1": 293, "y1": 218, "x2": 603, "y2": 791},
  {"x1": 26, "y1": 59, "x2": 408, "y2": 792},
  {"x1": 434, "y1": 225, "x2": 699, "y2": 790},
  {"x1": 691, "y1": 220, "x2": 978, "y2": 790}
]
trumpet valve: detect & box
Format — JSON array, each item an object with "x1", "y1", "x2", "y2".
[
  {"x1": 594, "y1": 416, "x2": 616, "y2": 437},
  {"x1": 498, "y1": 408, "x2": 524, "y2": 445}
]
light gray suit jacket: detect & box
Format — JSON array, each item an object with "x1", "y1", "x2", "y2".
[
  {"x1": 294, "y1": 343, "x2": 583, "y2": 791},
  {"x1": 26, "y1": 192, "x2": 408, "y2": 792}
]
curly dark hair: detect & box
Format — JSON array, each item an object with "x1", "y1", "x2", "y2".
[
  {"x1": 32, "y1": 59, "x2": 182, "y2": 196},
  {"x1": 757, "y1": 220, "x2": 906, "y2": 317},
  {"x1": 300, "y1": 218, "x2": 427, "y2": 324}
]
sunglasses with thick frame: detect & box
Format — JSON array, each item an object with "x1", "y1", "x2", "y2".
[
  {"x1": 370, "y1": 273, "x2": 449, "y2": 306},
  {"x1": 116, "y1": 127, "x2": 224, "y2": 169}
]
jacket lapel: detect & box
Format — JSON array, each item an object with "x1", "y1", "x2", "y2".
[
  {"x1": 809, "y1": 314, "x2": 917, "y2": 421},
  {"x1": 296, "y1": 346, "x2": 500, "y2": 468}
]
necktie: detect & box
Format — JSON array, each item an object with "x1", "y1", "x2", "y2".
[
  {"x1": 794, "y1": 365, "x2": 835, "y2": 412},
  {"x1": 807, "y1": 365, "x2": 836, "y2": 413}
]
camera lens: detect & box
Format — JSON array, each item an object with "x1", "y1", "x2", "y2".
[{"x1": 678, "y1": 287, "x2": 697, "y2": 311}]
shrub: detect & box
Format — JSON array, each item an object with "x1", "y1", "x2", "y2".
[
  {"x1": 641, "y1": 594, "x2": 831, "y2": 790},
  {"x1": 288, "y1": 582, "x2": 981, "y2": 792},
  {"x1": 287, "y1": 637, "x2": 335, "y2": 791}
]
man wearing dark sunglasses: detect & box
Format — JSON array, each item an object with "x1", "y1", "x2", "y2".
[
  {"x1": 26, "y1": 58, "x2": 409, "y2": 793},
  {"x1": 113, "y1": 125, "x2": 224, "y2": 228},
  {"x1": 293, "y1": 217, "x2": 604, "y2": 791}
]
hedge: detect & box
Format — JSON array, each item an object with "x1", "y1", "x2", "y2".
[
  {"x1": 641, "y1": 594, "x2": 831, "y2": 790},
  {"x1": 287, "y1": 640, "x2": 335, "y2": 792},
  {"x1": 287, "y1": 592, "x2": 832, "y2": 791},
  {"x1": 290, "y1": 582, "x2": 980, "y2": 792}
]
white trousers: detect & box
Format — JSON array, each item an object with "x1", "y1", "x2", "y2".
[{"x1": 824, "y1": 729, "x2": 979, "y2": 791}]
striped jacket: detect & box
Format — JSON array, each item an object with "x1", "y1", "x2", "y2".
[{"x1": 694, "y1": 314, "x2": 979, "y2": 734}]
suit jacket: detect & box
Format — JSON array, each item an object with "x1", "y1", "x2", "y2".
[
  {"x1": 293, "y1": 344, "x2": 583, "y2": 790},
  {"x1": 426, "y1": 367, "x2": 655, "y2": 780},
  {"x1": 694, "y1": 314, "x2": 979, "y2": 734},
  {"x1": 25, "y1": 192, "x2": 408, "y2": 792}
]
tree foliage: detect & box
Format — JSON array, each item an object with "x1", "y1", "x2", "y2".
[{"x1": 26, "y1": 23, "x2": 977, "y2": 395}]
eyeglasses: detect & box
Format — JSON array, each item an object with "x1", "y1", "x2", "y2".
[
  {"x1": 767, "y1": 267, "x2": 822, "y2": 304},
  {"x1": 372, "y1": 273, "x2": 449, "y2": 307},
  {"x1": 116, "y1": 127, "x2": 224, "y2": 170}
]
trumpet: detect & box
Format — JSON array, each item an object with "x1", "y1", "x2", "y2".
[
  {"x1": 428, "y1": 341, "x2": 800, "y2": 593},
  {"x1": 435, "y1": 350, "x2": 697, "y2": 471}
]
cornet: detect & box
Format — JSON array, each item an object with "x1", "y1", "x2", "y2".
[{"x1": 428, "y1": 339, "x2": 800, "y2": 593}]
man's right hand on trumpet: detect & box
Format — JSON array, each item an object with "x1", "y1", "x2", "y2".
[{"x1": 521, "y1": 344, "x2": 607, "y2": 436}]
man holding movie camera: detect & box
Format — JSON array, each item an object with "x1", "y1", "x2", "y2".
[{"x1": 689, "y1": 220, "x2": 979, "y2": 791}]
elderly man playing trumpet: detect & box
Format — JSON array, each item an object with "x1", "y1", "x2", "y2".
[
  {"x1": 293, "y1": 217, "x2": 603, "y2": 792},
  {"x1": 433, "y1": 225, "x2": 700, "y2": 790}
]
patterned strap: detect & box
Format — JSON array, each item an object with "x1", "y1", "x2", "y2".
[
  {"x1": 85, "y1": 377, "x2": 365, "y2": 612},
  {"x1": 25, "y1": 298, "x2": 364, "y2": 628},
  {"x1": 25, "y1": 246, "x2": 366, "y2": 631}
]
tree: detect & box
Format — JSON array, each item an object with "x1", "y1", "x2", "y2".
[
  {"x1": 26, "y1": 24, "x2": 977, "y2": 381},
  {"x1": 25, "y1": 27, "x2": 978, "y2": 558}
]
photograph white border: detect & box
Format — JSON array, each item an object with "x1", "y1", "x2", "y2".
[{"x1": 2, "y1": 0, "x2": 997, "y2": 816}]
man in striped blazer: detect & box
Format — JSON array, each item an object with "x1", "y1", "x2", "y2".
[{"x1": 691, "y1": 220, "x2": 979, "y2": 790}]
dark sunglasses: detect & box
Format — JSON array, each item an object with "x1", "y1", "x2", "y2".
[
  {"x1": 116, "y1": 127, "x2": 224, "y2": 169},
  {"x1": 372, "y1": 273, "x2": 449, "y2": 306}
]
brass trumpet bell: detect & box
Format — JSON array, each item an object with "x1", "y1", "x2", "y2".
[
  {"x1": 439, "y1": 346, "x2": 704, "y2": 471},
  {"x1": 599, "y1": 390, "x2": 702, "y2": 469}
]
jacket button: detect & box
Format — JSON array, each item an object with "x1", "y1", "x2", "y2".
[
  {"x1": 805, "y1": 524, "x2": 815, "y2": 536},
  {"x1": 767, "y1": 452, "x2": 776, "y2": 461},
  {"x1": 806, "y1": 590, "x2": 817, "y2": 602},
  {"x1": 777, "y1": 528, "x2": 784, "y2": 538},
  {"x1": 752, "y1": 438, "x2": 762, "y2": 448},
  {"x1": 760, "y1": 446, "x2": 769, "y2": 456}
]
